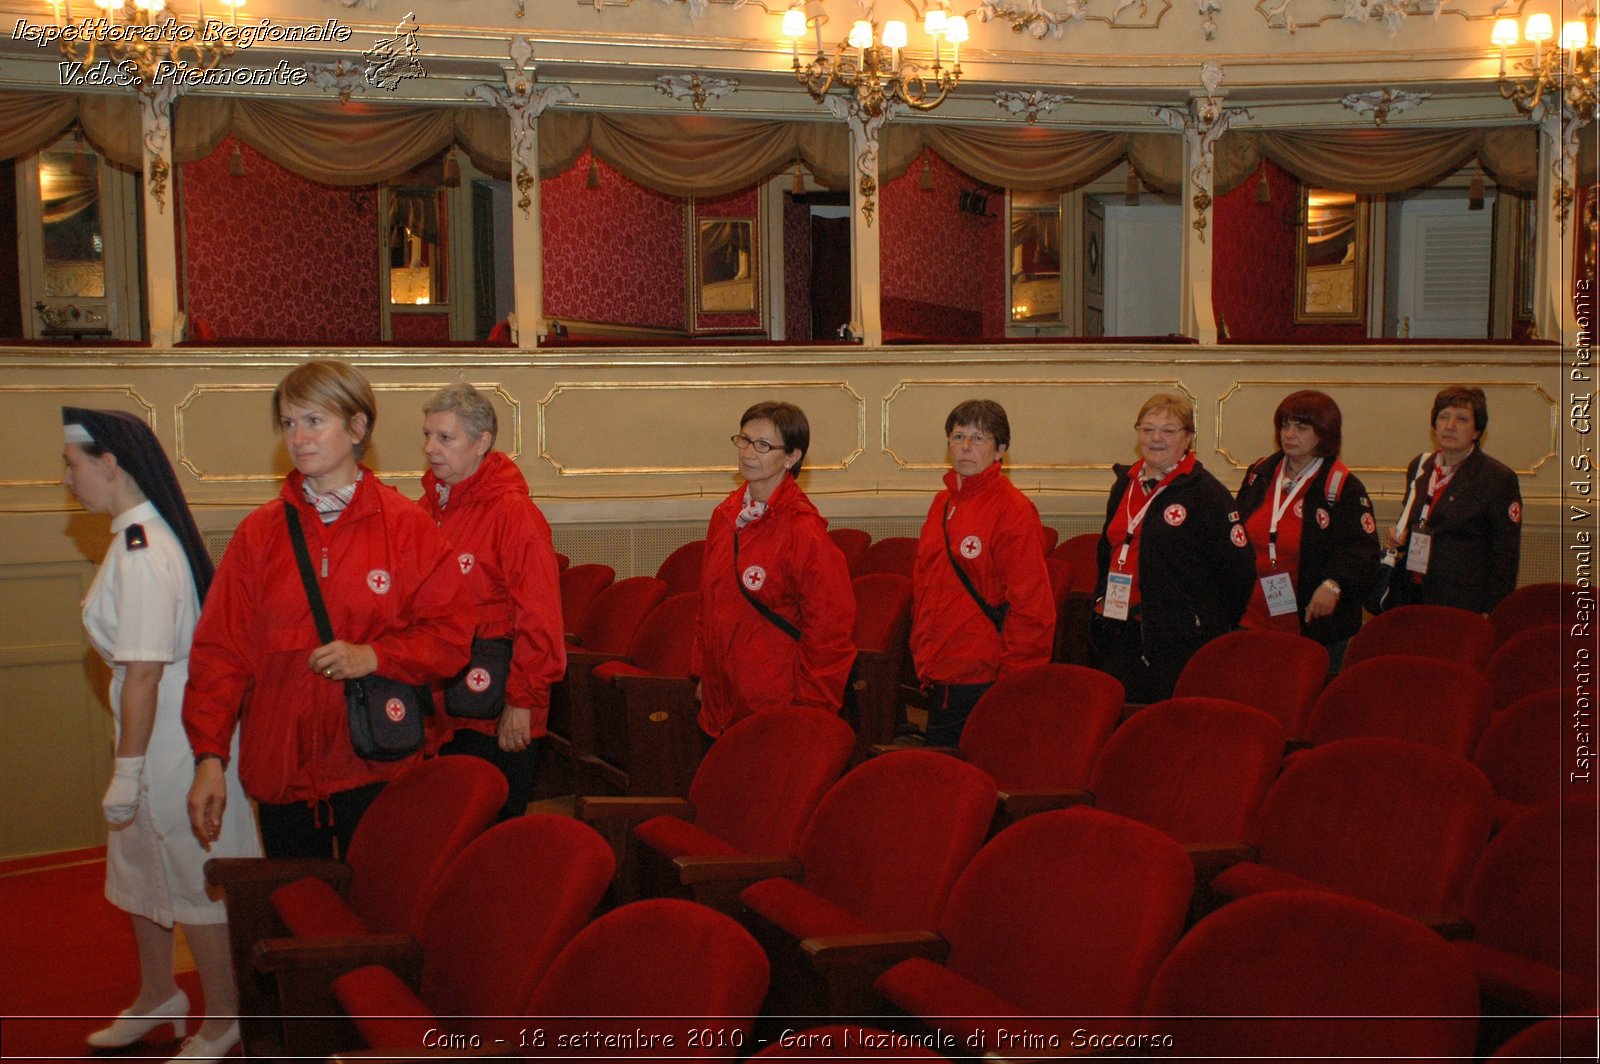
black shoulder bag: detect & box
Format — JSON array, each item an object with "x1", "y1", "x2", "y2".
[
  {"x1": 283, "y1": 502, "x2": 428, "y2": 761},
  {"x1": 1366, "y1": 452, "x2": 1430, "y2": 615},
  {"x1": 942, "y1": 505, "x2": 1008, "y2": 631}
]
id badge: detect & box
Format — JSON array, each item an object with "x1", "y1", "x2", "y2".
[
  {"x1": 1260, "y1": 572, "x2": 1298, "y2": 617},
  {"x1": 1103, "y1": 571, "x2": 1134, "y2": 621},
  {"x1": 1406, "y1": 532, "x2": 1432, "y2": 575}
]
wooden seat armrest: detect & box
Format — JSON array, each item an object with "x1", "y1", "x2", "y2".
[
  {"x1": 1424, "y1": 914, "x2": 1474, "y2": 940},
  {"x1": 575, "y1": 795, "x2": 695, "y2": 824},
  {"x1": 1185, "y1": 843, "x2": 1258, "y2": 884},
  {"x1": 1118, "y1": 701, "x2": 1151, "y2": 723},
  {"x1": 610, "y1": 673, "x2": 698, "y2": 700},
  {"x1": 868, "y1": 742, "x2": 965, "y2": 759},
  {"x1": 205, "y1": 856, "x2": 350, "y2": 893},
  {"x1": 252, "y1": 933, "x2": 420, "y2": 976},
  {"x1": 800, "y1": 930, "x2": 949, "y2": 972},
  {"x1": 998, "y1": 789, "x2": 1093, "y2": 819},
  {"x1": 565, "y1": 649, "x2": 628, "y2": 675},
  {"x1": 673, "y1": 853, "x2": 803, "y2": 886}
]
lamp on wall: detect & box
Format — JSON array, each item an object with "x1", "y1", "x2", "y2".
[
  {"x1": 50, "y1": 0, "x2": 245, "y2": 88},
  {"x1": 782, "y1": 0, "x2": 966, "y2": 116},
  {"x1": 1491, "y1": 12, "x2": 1596, "y2": 114}
]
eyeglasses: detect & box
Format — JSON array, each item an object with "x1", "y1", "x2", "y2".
[
  {"x1": 948, "y1": 431, "x2": 993, "y2": 446},
  {"x1": 1137, "y1": 425, "x2": 1187, "y2": 439},
  {"x1": 731, "y1": 433, "x2": 779, "y2": 454}
]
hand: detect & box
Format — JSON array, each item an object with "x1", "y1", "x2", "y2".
[
  {"x1": 187, "y1": 758, "x2": 227, "y2": 852},
  {"x1": 1381, "y1": 526, "x2": 1406, "y2": 552},
  {"x1": 694, "y1": 679, "x2": 702, "y2": 702},
  {"x1": 102, "y1": 756, "x2": 144, "y2": 826},
  {"x1": 498, "y1": 706, "x2": 533, "y2": 753},
  {"x1": 1305, "y1": 584, "x2": 1340, "y2": 622},
  {"x1": 308, "y1": 641, "x2": 379, "y2": 682}
]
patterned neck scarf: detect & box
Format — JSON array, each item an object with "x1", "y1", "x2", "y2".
[
  {"x1": 434, "y1": 481, "x2": 452, "y2": 510},
  {"x1": 735, "y1": 487, "x2": 769, "y2": 530},
  {"x1": 302, "y1": 471, "x2": 363, "y2": 525}
]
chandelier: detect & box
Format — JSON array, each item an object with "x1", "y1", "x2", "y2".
[
  {"x1": 1491, "y1": 12, "x2": 1597, "y2": 115},
  {"x1": 51, "y1": 0, "x2": 244, "y2": 88},
  {"x1": 782, "y1": 0, "x2": 968, "y2": 116}
]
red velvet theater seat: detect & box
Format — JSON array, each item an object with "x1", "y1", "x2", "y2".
[
  {"x1": 1140, "y1": 890, "x2": 1480, "y2": 1061},
  {"x1": 1209, "y1": 737, "x2": 1494, "y2": 920},
  {"x1": 1088, "y1": 696, "x2": 1283, "y2": 848},
  {"x1": 557, "y1": 562, "x2": 615, "y2": 637},
  {"x1": 1343, "y1": 603, "x2": 1496, "y2": 672},
  {"x1": 576, "y1": 705, "x2": 855, "y2": 908},
  {"x1": 522, "y1": 899, "x2": 769, "y2": 1062},
  {"x1": 850, "y1": 573, "x2": 914, "y2": 747},
  {"x1": 1049, "y1": 534, "x2": 1098, "y2": 666},
  {"x1": 292, "y1": 814, "x2": 613, "y2": 1055},
  {"x1": 1486, "y1": 624, "x2": 1564, "y2": 711},
  {"x1": 1453, "y1": 796, "x2": 1598, "y2": 1015},
  {"x1": 874, "y1": 807, "x2": 1193, "y2": 1049},
  {"x1": 1489, "y1": 581, "x2": 1583, "y2": 647},
  {"x1": 855, "y1": 536, "x2": 919, "y2": 579},
  {"x1": 1172, "y1": 629, "x2": 1329, "y2": 739},
  {"x1": 957, "y1": 663, "x2": 1123, "y2": 824},
  {"x1": 828, "y1": 527, "x2": 872, "y2": 575},
  {"x1": 655, "y1": 539, "x2": 706, "y2": 597},
  {"x1": 730, "y1": 750, "x2": 997, "y2": 1015},
  {"x1": 1473, "y1": 689, "x2": 1572, "y2": 827},
  {"x1": 1487, "y1": 1015, "x2": 1599, "y2": 1061},
  {"x1": 572, "y1": 591, "x2": 702, "y2": 797},
  {"x1": 206, "y1": 755, "x2": 506, "y2": 1056},
  {"x1": 1301, "y1": 654, "x2": 1492, "y2": 757}
]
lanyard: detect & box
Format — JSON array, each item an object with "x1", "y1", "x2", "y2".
[
  {"x1": 1116, "y1": 467, "x2": 1174, "y2": 569},
  {"x1": 1417, "y1": 454, "x2": 1461, "y2": 530},
  {"x1": 1267, "y1": 458, "x2": 1322, "y2": 567}
]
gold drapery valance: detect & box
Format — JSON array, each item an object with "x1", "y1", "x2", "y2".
[{"x1": 0, "y1": 91, "x2": 141, "y2": 168}]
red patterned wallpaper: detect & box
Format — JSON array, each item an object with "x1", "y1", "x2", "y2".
[
  {"x1": 783, "y1": 195, "x2": 812, "y2": 341},
  {"x1": 541, "y1": 150, "x2": 685, "y2": 330},
  {"x1": 881, "y1": 149, "x2": 1005, "y2": 338},
  {"x1": 181, "y1": 136, "x2": 380, "y2": 343},
  {"x1": 391, "y1": 312, "x2": 451, "y2": 342},
  {"x1": 693, "y1": 185, "x2": 761, "y2": 332},
  {"x1": 1212, "y1": 158, "x2": 1366, "y2": 344}
]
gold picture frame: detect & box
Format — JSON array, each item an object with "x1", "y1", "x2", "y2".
[
  {"x1": 693, "y1": 217, "x2": 758, "y2": 317},
  {"x1": 1295, "y1": 188, "x2": 1369, "y2": 324}
]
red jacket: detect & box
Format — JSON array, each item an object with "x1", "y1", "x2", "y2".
[
  {"x1": 419, "y1": 451, "x2": 566, "y2": 749},
  {"x1": 183, "y1": 469, "x2": 473, "y2": 805},
  {"x1": 691, "y1": 474, "x2": 856, "y2": 738},
  {"x1": 911, "y1": 462, "x2": 1055, "y2": 685}
]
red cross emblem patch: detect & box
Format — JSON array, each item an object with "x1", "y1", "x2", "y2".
[
  {"x1": 1361, "y1": 512, "x2": 1377, "y2": 534},
  {"x1": 466, "y1": 667, "x2": 492, "y2": 693},
  {"x1": 458, "y1": 553, "x2": 475, "y2": 575},
  {"x1": 960, "y1": 535, "x2": 982, "y2": 559},
  {"x1": 742, "y1": 565, "x2": 766, "y2": 591},
  {"x1": 367, "y1": 569, "x2": 392, "y2": 595},
  {"x1": 1508, "y1": 501, "x2": 1521, "y2": 524},
  {"x1": 1230, "y1": 524, "x2": 1247, "y2": 548},
  {"x1": 1315, "y1": 509, "x2": 1330, "y2": 530},
  {"x1": 1293, "y1": 499, "x2": 1304, "y2": 519},
  {"x1": 1164, "y1": 504, "x2": 1187, "y2": 526},
  {"x1": 384, "y1": 698, "x2": 407, "y2": 722}
]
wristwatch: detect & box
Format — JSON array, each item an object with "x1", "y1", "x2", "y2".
[{"x1": 1320, "y1": 579, "x2": 1342, "y2": 596}]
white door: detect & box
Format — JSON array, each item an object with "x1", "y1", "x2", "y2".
[
  {"x1": 1393, "y1": 194, "x2": 1494, "y2": 338},
  {"x1": 1101, "y1": 200, "x2": 1182, "y2": 336}
]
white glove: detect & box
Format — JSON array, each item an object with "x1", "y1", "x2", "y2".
[{"x1": 102, "y1": 756, "x2": 144, "y2": 826}]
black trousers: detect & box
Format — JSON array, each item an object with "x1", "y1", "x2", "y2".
[
  {"x1": 1089, "y1": 615, "x2": 1194, "y2": 705},
  {"x1": 437, "y1": 729, "x2": 540, "y2": 822},
  {"x1": 924, "y1": 682, "x2": 993, "y2": 747},
  {"x1": 256, "y1": 781, "x2": 386, "y2": 860}
]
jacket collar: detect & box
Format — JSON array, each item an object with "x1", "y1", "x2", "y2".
[{"x1": 943, "y1": 459, "x2": 1005, "y2": 496}]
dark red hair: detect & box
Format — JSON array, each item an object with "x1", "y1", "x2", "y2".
[{"x1": 1274, "y1": 389, "x2": 1342, "y2": 458}]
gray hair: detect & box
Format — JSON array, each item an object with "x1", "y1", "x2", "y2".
[{"x1": 423, "y1": 382, "x2": 497, "y2": 445}]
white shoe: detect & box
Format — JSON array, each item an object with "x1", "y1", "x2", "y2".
[
  {"x1": 85, "y1": 988, "x2": 190, "y2": 1048},
  {"x1": 167, "y1": 1021, "x2": 239, "y2": 1063}
]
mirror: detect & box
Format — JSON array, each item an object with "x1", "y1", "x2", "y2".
[
  {"x1": 1009, "y1": 190, "x2": 1062, "y2": 324},
  {"x1": 388, "y1": 188, "x2": 448, "y2": 305},
  {"x1": 39, "y1": 144, "x2": 105, "y2": 299},
  {"x1": 695, "y1": 218, "x2": 757, "y2": 314},
  {"x1": 1296, "y1": 188, "x2": 1368, "y2": 323}
]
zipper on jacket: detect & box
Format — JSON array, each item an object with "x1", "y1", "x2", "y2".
[{"x1": 321, "y1": 546, "x2": 329, "y2": 579}]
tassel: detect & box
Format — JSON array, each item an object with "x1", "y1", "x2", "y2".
[
  {"x1": 228, "y1": 142, "x2": 245, "y2": 177},
  {"x1": 919, "y1": 155, "x2": 935, "y2": 191},
  {"x1": 792, "y1": 162, "x2": 805, "y2": 194},
  {"x1": 1255, "y1": 169, "x2": 1270, "y2": 204},
  {"x1": 1468, "y1": 162, "x2": 1485, "y2": 212},
  {"x1": 71, "y1": 131, "x2": 90, "y2": 176},
  {"x1": 586, "y1": 157, "x2": 601, "y2": 189},
  {"x1": 442, "y1": 147, "x2": 460, "y2": 189},
  {"x1": 1124, "y1": 161, "x2": 1139, "y2": 207}
]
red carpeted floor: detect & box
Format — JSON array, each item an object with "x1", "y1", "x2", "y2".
[{"x1": 0, "y1": 848, "x2": 204, "y2": 1063}]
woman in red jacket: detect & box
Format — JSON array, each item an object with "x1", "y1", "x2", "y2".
[
  {"x1": 184, "y1": 360, "x2": 472, "y2": 860},
  {"x1": 692, "y1": 401, "x2": 856, "y2": 744},
  {"x1": 419, "y1": 382, "x2": 565, "y2": 821}
]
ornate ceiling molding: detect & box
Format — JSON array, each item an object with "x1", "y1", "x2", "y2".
[
  {"x1": 978, "y1": 0, "x2": 1171, "y2": 35},
  {"x1": 1340, "y1": 86, "x2": 1431, "y2": 123},
  {"x1": 655, "y1": 72, "x2": 741, "y2": 108},
  {"x1": 1256, "y1": 0, "x2": 1501, "y2": 35},
  {"x1": 994, "y1": 89, "x2": 1072, "y2": 120}
]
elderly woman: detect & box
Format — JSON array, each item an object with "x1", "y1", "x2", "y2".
[
  {"x1": 184, "y1": 359, "x2": 471, "y2": 861},
  {"x1": 1091, "y1": 392, "x2": 1256, "y2": 702},
  {"x1": 1383, "y1": 385, "x2": 1522, "y2": 613},
  {"x1": 1235, "y1": 390, "x2": 1380, "y2": 672},
  {"x1": 419, "y1": 383, "x2": 565, "y2": 821},
  {"x1": 692, "y1": 400, "x2": 856, "y2": 745},
  {"x1": 63, "y1": 409, "x2": 258, "y2": 1062}
]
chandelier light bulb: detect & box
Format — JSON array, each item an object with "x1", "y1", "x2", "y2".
[
  {"x1": 882, "y1": 20, "x2": 908, "y2": 50},
  {"x1": 1490, "y1": 18, "x2": 1519, "y2": 47},
  {"x1": 1524, "y1": 13, "x2": 1554, "y2": 43},
  {"x1": 848, "y1": 20, "x2": 873, "y2": 49},
  {"x1": 782, "y1": 4, "x2": 805, "y2": 38},
  {"x1": 94, "y1": 0, "x2": 117, "y2": 10},
  {"x1": 924, "y1": 6, "x2": 947, "y2": 36},
  {"x1": 945, "y1": 15, "x2": 970, "y2": 43},
  {"x1": 1561, "y1": 20, "x2": 1588, "y2": 50}
]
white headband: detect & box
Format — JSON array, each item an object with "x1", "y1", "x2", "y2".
[{"x1": 64, "y1": 424, "x2": 94, "y2": 445}]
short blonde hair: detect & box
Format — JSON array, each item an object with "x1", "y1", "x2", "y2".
[
  {"x1": 273, "y1": 359, "x2": 377, "y2": 459},
  {"x1": 1134, "y1": 392, "x2": 1196, "y2": 435}
]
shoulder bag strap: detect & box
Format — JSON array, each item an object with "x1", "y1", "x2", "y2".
[
  {"x1": 942, "y1": 505, "x2": 1006, "y2": 631},
  {"x1": 733, "y1": 530, "x2": 801, "y2": 642},
  {"x1": 284, "y1": 500, "x2": 337, "y2": 645}
]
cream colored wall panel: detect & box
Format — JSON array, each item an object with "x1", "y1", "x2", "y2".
[
  {"x1": 882, "y1": 378, "x2": 1189, "y2": 471},
  {"x1": 538, "y1": 381, "x2": 864, "y2": 476},
  {"x1": 0, "y1": 570, "x2": 96, "y2": 647},
  {"x1": 1215, "y1": 380, "x2": 1558, "y2": 481},
  {"x1": 0, "y1": 385, "x2": 153, "y2": 490}
]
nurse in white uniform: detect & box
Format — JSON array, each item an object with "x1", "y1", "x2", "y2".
[{"x1": 63, "y1": 408, "x2": 258, "y2": 1064}]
